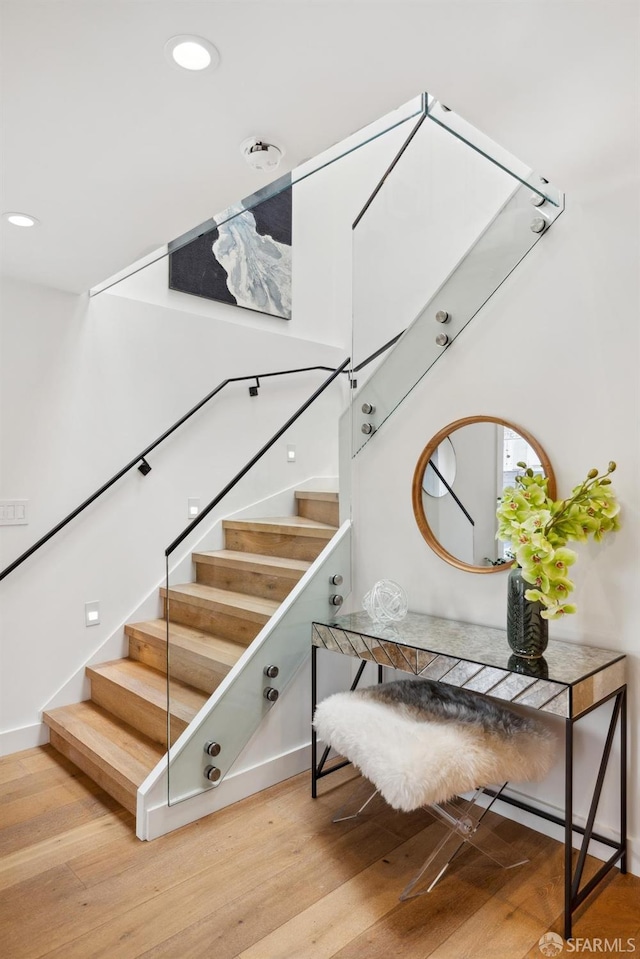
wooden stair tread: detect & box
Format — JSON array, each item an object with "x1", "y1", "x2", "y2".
[
  {"x1": 294, "y1": 490, "x2": 338, "y2": 501},
  {"x1": 192, "y1": 549, "x2": 311, "y2": 576},
  {"x1": 126, "y1": 620, "x2": 246, "y2": 669},
  {"x1": 43, "y1": 701, "x2": 164, "y2": 791},
  {"x1": 223, "y1": 516, "x2": 337, "y2": 537},
  {"x1": 161, "y1": 582, "x2": 280, "y2": 620},
  {"x1": 43, "y1": 490, "x2": 340, "y2": 818},
  {"x1": 87, "y1": 659, "x2": 207, "y2": 721}
]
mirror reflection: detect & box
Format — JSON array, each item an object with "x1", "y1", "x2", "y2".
[
  {"x1": 424, "y1": 437, "x2": 456, "y2": 498},
  {"x1": 412, "y1": 416, "x2": 556, "y2": 574}
]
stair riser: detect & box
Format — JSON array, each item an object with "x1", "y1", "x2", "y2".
[
  {"x1": 163, "y1": 598, "x2": 263, "y2": 645},
  {"x1": 195, "y1": 562, "x2": 302, "y2": 602},
  {"x1": 224, "y1": 528, "x2": 330, "y2": 562},
  {"x1": 296, "y1": 499, "x2": 339, "y2": 526},
  {"x1": 48, "y1": 729, "x2": 138, "y2": 815},
  {"x1": 89, "y1": 672, "x2": 186, "y2": 747},
  {"x1": 128, "y1": 633, "x2": 230, "y2": 695}
]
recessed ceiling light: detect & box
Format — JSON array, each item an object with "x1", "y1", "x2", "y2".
[
  {"x1": 165, "y1": 35, "x2": 220, "y2": 72},
  {"x1": 3, "y1": 212, "x2": 39, "y2": 227}
]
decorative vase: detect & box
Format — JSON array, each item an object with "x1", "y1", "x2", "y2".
[
  {"x1": 506, "y1": 566, "x2": 549, "y2": 659},
  {"x1": 507, "y1": 654, "x2": 549, "y2": 679}
]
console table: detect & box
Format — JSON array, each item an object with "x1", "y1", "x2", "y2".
[{"x1": 311, "y1": 611, "x2": 627, "y2": 938}]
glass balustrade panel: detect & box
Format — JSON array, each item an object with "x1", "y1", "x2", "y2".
[
  {"x1": 90, "y1": 95, "x2": 425, "y2": 298},
  {"x1": 351, "y1": 99, "x2": 563, "y2": 455},
  {"x1": 165, "y1": 371, "x2": 350, "y2": 804}
]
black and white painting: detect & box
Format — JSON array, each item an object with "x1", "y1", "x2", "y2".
[{"x1": 168, "y1": 188, "x2": 292, "y2": 320}]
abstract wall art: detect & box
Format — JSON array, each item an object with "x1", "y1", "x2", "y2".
[{"x1": 168, "y1": 188, "x2": 292, "y2": 320}]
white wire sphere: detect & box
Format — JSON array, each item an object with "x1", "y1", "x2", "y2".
[{"x1": 362, "y1": 580, "x2": 408, "y2": 625}]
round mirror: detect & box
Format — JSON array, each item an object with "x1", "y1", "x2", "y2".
[{"x1": 412, "y1": 416, "x2": 556, "y2": 574}]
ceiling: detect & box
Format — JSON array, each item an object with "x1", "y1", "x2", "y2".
[{"x1": 1, "y1": 1, "x2": 637, "y2": 294}]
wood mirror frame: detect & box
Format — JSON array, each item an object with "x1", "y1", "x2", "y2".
[{"x1": 411, "y1": 415, "x2": 557, "y2": 574}]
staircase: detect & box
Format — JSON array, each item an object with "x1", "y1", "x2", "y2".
[{"x1": 43, "y1": 490, "x2": 339, "y2": 816}]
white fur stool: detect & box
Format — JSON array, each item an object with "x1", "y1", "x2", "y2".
[{"x1": 313, "y1": 678, "x2": 556, "y2": 898}]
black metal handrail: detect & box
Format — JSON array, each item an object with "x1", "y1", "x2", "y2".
[
  {"x1": 0, "y1": 363, "x2": 345, "y2": 583},
  {"x1": 165, "y1": 359, "x2": 350, "y2": 557},
  {"x1": 0, "y1": 326, "x2": 404, "y2": 584},
  {"x1": 164, "y1": 329, "x2": 409, "y2": 557}
]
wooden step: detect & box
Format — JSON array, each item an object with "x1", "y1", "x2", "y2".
[
  {"x1": 223, "y1": 516, "x2": 337, "y2": 562},
  {"x1": 126, "y1": 619, "x2": 246, "y2": 694},
  {"x1": 295, "y1": 490, "x2": 339, "y2": 527},
  {"x1": 87, "y1": 659, "x2": 208, "y2": 745},
  {"x1": 193, "y1": 549, "x2": 310, "y2": 600},
  {"x1": 160, "y1": 582, "x2": 279, "y2": 644},
  {"x1": 43, "y1": 701, "x2": 164, "y2": 815}
]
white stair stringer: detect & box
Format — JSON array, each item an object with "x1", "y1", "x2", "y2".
[{"x1": 136, "y1": 521, "x2": 351, "y2": 840}]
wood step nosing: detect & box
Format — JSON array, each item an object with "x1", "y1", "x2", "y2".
[
  {"x1": 87, "y1": 663, "x2": 204, "y2": 723},
  {"x1": 43, "y1": 705, "x2": 163, "y2": 791},
  {"x1": 222, "y1": 518, "x2": 337, "y2": 537}
]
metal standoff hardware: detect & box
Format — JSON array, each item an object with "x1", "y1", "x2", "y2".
[
  {"x1": 264, "y1": 687, "x2": 279, "y2": 702},
  {"x1": 361, "y1": 423, "x2": 373, "y2": 434},
  {"x1": 435, "y1": 310, "x2": 449, "y2": 323},
  {"x1": 330, "y1": 594, "x2": 344, "y2": 606},
  {"x1": 530, "y1": 217, "x2": 546, "y2": 234},
  {"x1": 330, "y1": 573, "x2": 343, "y2": 586},
  {"x1": 204, "y1": 741, "x2": 221, "y2": 757},
  {"x1": 204, "y1": 765, "x2": 221, "y2": 783},
  {"x1": 361, "y1": 402, "x2": 375, "y2": 414},
  {"x1": 263, "y1": 664, "x2": 279, "y2": 679},
  {"x1": 530, "y1": 193, "x2": 545, "y2": 207},
  {"x1": 435, "y1": 333, "x2": 449, "y2": 347}
]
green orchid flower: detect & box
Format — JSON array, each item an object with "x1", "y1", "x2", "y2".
[
  {"x1": 497, "y1": 461, "x2": 620, "y2": 618},
  {"x1": 539, "y1": 602, "x2": 578, "y2": 620},
  {"x1": 541, "y1": 547, "x2": 577, "y2": 578}
]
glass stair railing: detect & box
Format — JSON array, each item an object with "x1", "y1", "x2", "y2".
[
  {"x1": 350, "y1": 98, "x2": 564, "y2": 453},
  {"x1": 132, "y1": 362, "x2": 353, "y2": 810}
]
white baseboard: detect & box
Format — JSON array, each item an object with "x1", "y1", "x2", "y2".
[
  {"x1": 140, "y1": 743, "x2": 639, "y2": 879},
  {"x1": 477, "y1": 786, "x2": 639, "y2": 878},
  {"x1": 138, "y1": 742, "x2": 312, "y2": 841},
  {"x1": 0, "y1": 722, "x2": 49, "y2": 756}
]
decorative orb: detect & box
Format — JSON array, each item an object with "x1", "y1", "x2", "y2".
[{"x1": 362, "y1": 580, "x2": 408, "y2": 625}]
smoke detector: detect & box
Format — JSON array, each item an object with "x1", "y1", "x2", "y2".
[{"x1": 240, "y1": 138, "x2": 284, "y2": 172}]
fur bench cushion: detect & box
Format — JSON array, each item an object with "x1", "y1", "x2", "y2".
[{"x1": 313, "y1": 679, "x2": 556, "y2": 812}]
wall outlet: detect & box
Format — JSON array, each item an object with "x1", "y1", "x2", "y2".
[{"x1": 0, "y1": 500, "x2": 28, "y2": 525}]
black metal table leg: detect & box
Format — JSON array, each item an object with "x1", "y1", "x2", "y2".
[
  {"x1": 312, "y1": 647, "x2": 370, "y2": 794},
  {"x1": 564, "y1": 687, "x2": 627, "y2": 938},
  {"x1": 564, "y1": 715, "x2": 574, "y2": 940}
]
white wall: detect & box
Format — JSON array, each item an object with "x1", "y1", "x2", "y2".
[{"x1": 349, "y1": 166, "x2": 640, "y2": 871}]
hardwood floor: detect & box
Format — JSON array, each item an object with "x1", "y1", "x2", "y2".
[{"x1": 1, "y1": 746, "x2": 638, "y2": 959}]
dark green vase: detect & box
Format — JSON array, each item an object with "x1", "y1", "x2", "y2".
[
  {"x1": 508, "y1": 654, "x2": 549, "y2": 679},
  {"x1": 506, "y1": 566, "x2": 549, "y2": 659}
]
